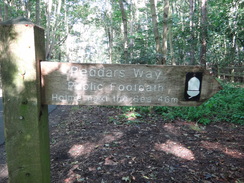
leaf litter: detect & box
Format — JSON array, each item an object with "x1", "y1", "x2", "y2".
[{"x1": 49, "y1": 105, "x2": 244, "y2": 183}]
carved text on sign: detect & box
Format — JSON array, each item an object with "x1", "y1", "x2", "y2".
[{"x1": 41, "y1": 62, "x2": 221, "y2": 106}]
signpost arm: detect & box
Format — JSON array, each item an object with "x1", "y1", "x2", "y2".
[{"x1": 0, "y1": 17, "x2": 50, "y2": 183}]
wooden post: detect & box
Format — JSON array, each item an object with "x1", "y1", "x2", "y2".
[{"x1": 0, "y1": 17, "x2": 50, "y2": 183}]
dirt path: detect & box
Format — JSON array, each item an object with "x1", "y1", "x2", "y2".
[
  {"x1": 0, "y1": 105, "x2": 243, "y2": 183},
  {"x1": 49, "y1": 106, "x2": 244, "y2": 183}
]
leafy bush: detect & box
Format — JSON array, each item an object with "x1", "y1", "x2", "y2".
[
  {"x1": 123, "y1": 81, "x2": 244, "y2": 125},
  {"x1": 156, "y1": 81, "x2": 244, "y2": 125}
]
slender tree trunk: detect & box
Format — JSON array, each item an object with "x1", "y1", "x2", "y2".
[
  {"x1": 129, "y1": 0, "x2": 135, "y2": 61},
  {"x1": 180, "y1": 12, "x2": 184, "y2": 32},
  {"x1": 237, "y1": 44, "x2": 241, "y2": 65},
  {"x1": 224, "y1": 35, "x2": 227, "y2": 65},
  {"x1": 0, "y1": 6, "x2": 3, "y2": 22},
  {"x1": 45, "y1": 0, "x2": 52, "y2": 59},
  {"x1": 4, "y1": 0, "x2": 8, "y2": 20},
  {"x1": 119, "y1": 0, "x2": 129, "y2": 63},
  {"x1": 105, "y1": 25, "x2": 113, "y2": 64},
  {"x1": 108, "y1": 1, "x2": 114, "y2": 64},
  {"x1": 64, "y1": 0, "x2": 69, "y2": 62},
  {"x1": 168, "y1": 6, "x2": 175, "y2": 65},
  {"x1": 189, "y1": 0, "x2": 196, "y2": 65},
  {"x1": 231, "y1": 1, "x2": 239, "y2": 65},
  {"x1": 162, "y1": 0, "x2": 169, "y2": 65},
  {"x1": 36, "y1": 0, "x2": 40, "y2": 25},
  {"x1": 48, "y1": 0, "x2": 62, "y2": 59},
  {"x1": 25, "y1": 1, "x2": 31, "y2": 19},
  {"x1": 144, "y1": 0, "x2": 150, "y2": 63},
  {"x1": 150, "y1": 0, "x2": 161, "y2": 53},
  {"x1": 200, "y1": 0, "x2": 208, "y2": 68},
  {"x1": 108, "y1": 27, "x2": 113, "y2": 64},
  {"x1": 149, "y1": 0, "x2": 162, "y2": 57},
  {"x1": 134, "y1": 0, "x2": 139, "y2": 21},
  {"x1": 230, "y1": 34, "x2": 236, "y2": 65},
  {"x1": 45, "y1": 0, "x2": 63, "y2": 60}
]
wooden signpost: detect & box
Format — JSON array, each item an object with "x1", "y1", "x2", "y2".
[
  {"x1": 0, "y1": 17, "x2": 50, "y2": 183},
  {"x1": 41, "y1": 62, "x2": 221, "y2": 106},
  {"x1": 0, "y1": 17, "x2": 222, "y2": 183}
]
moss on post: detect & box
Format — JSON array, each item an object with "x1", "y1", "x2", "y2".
[{"x1": 0, "y1": 17, "x2": 50, "y2": 183}]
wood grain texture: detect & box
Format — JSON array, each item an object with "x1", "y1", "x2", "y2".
[
  {"x1": 0, "y1": 21, "x2": 50, "y2": 182},
  {"x1": 41, "y1": 62, "x2": 222, "y2": 106}
]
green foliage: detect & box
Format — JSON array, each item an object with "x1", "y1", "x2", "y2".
[
  {"x1": 123, "y1": 81, "x2": 244, "y2": 125},
  {"x1": 108, "y1": 107, "x2": 145, "y2": 125},
  {"x1": 156, "y1": 81, "x2": 244, "y2": 125},
  {"x1": 2, "y1": 0, "x2": 242, "y2": 65}
]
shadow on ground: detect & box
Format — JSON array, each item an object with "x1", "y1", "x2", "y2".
[
  {"x1": 1, "y1": 105, "x2": 243, "y2": 183},
  {"x1": 48, "y1": 105, "x2": 244, "y2": 183}
]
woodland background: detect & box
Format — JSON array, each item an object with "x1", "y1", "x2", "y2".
[
  {"x1": 0, "y1": 0, "x2": 243, "y2": 68},
  {"x1": 0, "y1": 2, "x2": 243, "y2": 182},
  {"x1": 0, "y1": 0, "x2": 243, "y2": 125}
]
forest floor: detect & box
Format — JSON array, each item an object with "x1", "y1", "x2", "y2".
[
  {"x1": 0, "y1": 105, "x2": 244, "y2": 183},
  {"x1": 49, "y1": 106, "x2": 244, "y2": 183}
]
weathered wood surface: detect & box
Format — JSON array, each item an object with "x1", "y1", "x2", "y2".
[
  {"x1": 0, "y1": 17, "x2": 50, "y2": 183},
  {"x1": 41, "y1": 62, "x2": 222, "y2": 106}
]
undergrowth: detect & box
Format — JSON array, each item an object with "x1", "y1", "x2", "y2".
[{"x1": 121, "y1": 81, "x2": 244, "y2": 125}]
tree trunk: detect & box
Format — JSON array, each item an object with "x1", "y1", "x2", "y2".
[
  {"x1": 0, "y1": 5, "x2": 3, "y2": 22},
  {"x1": 48, "y1": 0, "x2": 62, "y2": 59},
  {"x1": 109, "y1": 27, "x2": 113, "y2": 64},
  {"x1": 189, "y1": 0, "x2": 196, "y2": 65},
  {"x1": 45, "y1": 0, "x2": 52, "y2": 59},
  {"x1": 149, "y1": 0, "x2": 162, "y2": 58},
  {"x1": 36, "y1": 0, "x2": 40, "y2": 25},
  {"x1": 162, "y1": 0, "x2": 169, "y2": 65},
  {"x1": 200, "y1": 0, "x2": 208, "y2": 68},
  {"x1": 230, "y1": 1, "x2": 239, "y2": 65},
  {"x1": 105, "y1": 26, "x2": 113, "y2": 64},
  {"x1": 45, "y1": 0, "x2": 63, "y2": 60},
  {"x1": 129, "y1": 0, "x2": 135, "y2": 61},
  {"x1": 4, "y1": 0, "x2": 8, "y2": 20},
  {"x1": 119, "y1": 0, "x2": 129, "y2": 63},
  {"x1": 25, "y1": 0, "x2": 31, "y2": 19},
  {"x1": 168, "y1": 6, "x2": 175, "y2": 65}
]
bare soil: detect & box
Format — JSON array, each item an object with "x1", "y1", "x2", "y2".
[
  {"x1": 49, "y1": 106, "x2": 244, "y2": 183},
  {"x1": 1, "y1": 105, "x2": 244, "y2": 183}
]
